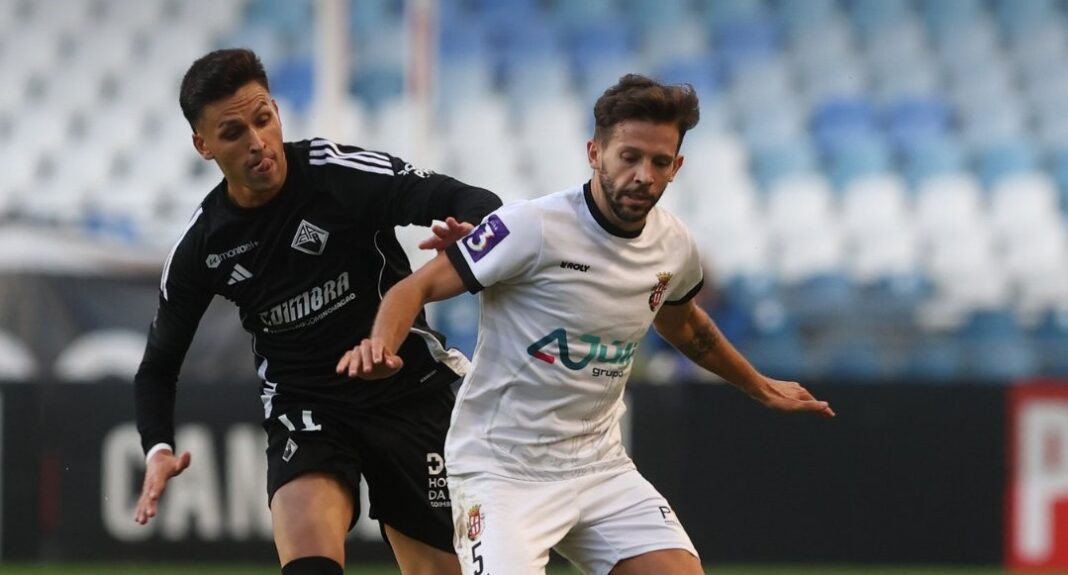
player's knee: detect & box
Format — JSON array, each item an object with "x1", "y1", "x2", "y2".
[{"x1": 281, "y1": 556, "x2": 343, "y2": 575}]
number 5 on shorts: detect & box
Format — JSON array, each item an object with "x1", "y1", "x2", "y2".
[{"x1": 471, "y1": 540, "x2": 485, "y2": 575}]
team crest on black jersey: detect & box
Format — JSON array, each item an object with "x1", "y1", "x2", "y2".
[
  {"x1": 291, "y1": 219, "x2": 329, "y2": 255},
  {"x1": 648, "y1": 272, "x2": 673, "y2": 311}
]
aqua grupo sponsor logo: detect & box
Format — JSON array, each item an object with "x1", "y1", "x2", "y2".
[{"x1": 526, "y1": 328, "x2": 638, "y2": 373}]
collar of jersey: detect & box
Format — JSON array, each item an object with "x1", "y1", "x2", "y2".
[{"x1": 583, "y1": 181, "x2": 643, "y2": 239}]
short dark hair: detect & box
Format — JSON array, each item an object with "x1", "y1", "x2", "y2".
[
  {"x1": 593, "y1": 74, "x2": 700, "y2": 151},
  {"x1": 179, "y1": 48, "x2": 270, "y2": 130}
]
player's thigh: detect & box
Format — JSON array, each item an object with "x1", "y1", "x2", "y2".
[
  {"x1": 449, "y1": 473, "x2": 577, "y2": 575},
  {"x1": 384, "y1": 524, "x2": 461, "y2": 575},
  {"x1": 271, "y1": 471, "x2": 355, "y2": 565},
  {"x1": 264, "y1": 406, "x2": 362, "y2": 564},
  {"x1": 609, "y1": 549, "x2": 703, "y2": 575},
  {"x1": 555, "y1": 468, "x2": 699, "y2": 575},
  {"x1": 357, "y1": 385, "x2": 458, "y2": 553}
]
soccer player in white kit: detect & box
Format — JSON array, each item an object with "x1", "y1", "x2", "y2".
[{"x1": 338, "y1": 74, "x2": 836, "y2": 575}]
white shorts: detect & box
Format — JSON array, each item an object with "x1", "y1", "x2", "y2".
[{"x1": 448, "y1": 467, "x2": 698, "y2": 575}]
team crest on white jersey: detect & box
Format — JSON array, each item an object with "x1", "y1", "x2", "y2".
[
  {"x1": 466, "y1": 504, "x2": 484, "y2": 540},
  {"x1": 648, "y1": 272, "x2": 673, "y2": 311},
  {"x1": 291, "y1": 220, "x2": 329, "y2": 255}
]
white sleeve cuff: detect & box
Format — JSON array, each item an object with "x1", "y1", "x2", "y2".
[{"x1": 145, "y1": 443, "x2": 174, "y2": 463}]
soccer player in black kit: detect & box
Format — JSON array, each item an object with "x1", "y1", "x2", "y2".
[{"x1": 132, "y1": 49, "x2": 500, "y2": 575}]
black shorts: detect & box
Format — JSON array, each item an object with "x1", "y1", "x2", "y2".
[{"x1": 264, "y1": 383, "x2": 456, "y2": 553}]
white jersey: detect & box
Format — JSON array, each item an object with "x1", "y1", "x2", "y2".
[{"x1": 443, "y1": 183, "x2": 704, "y2": 480}]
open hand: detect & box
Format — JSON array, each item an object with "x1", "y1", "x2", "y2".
[
  {"x1": 134, "y1": 449, "x2": 192, "y2": 525},
  {"x1": 418, "y1": 217, "x2": 474, "y2": 252},
  {"x1": 337, "y1": 338, "x2": 404, "y2": 380},
  {"x1": 757, "y1": 378, "x2": 836, "y2": 419}
]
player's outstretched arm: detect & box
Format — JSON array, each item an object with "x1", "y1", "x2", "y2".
[
  {"x1": 337, "y1": 252, "x2": 468, "y2": 380},
  {"x1": 653, "y1": 300, "x2": 835, "y2": 419},
  {"x1": 134, "y1": 448, "x2": 192, "y2": 525}
]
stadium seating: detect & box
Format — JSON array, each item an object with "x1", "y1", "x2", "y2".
[{"x1": 4, "y1": 0, "x2": 1068, "y2": 384}]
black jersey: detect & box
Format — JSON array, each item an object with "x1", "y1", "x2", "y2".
[{"x1": 135, "y1": 138, "x2": 501, "y2": 454}]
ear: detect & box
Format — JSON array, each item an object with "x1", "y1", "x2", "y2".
[
  {"x1": 192, "y1": 132, "x2": 214, "y2": 160},
  {"x1": 668, "y1": 154, "x2": 684, "y2": 182},
  {"x1": 586, "y1": 139, "x2": 600, "y2": 171}
]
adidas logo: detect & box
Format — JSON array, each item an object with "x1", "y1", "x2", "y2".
[
  {"x1": 228, "y1": 263, "x2": 253, "y2": 285},
  {"x1": 291, "y1": 219, "x2": 329, "y2": 255}
]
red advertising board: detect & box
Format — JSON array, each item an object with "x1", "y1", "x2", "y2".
[{"x1": 1007, "y1": 383, "x2": 1068, "y2": 571}]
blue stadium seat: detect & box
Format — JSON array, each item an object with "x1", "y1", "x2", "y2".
[
  {"x1": 713, "y1": 20, "x2": 781, "y2": 77},
  {"x1": 964, "y1": 337, "x2": 1039, "y2": 383},
  {"x1": 752, "y1": 138, "x2": 819, "y2": 190},
  {"x1": 856, "y1": 273, "x2": 932, "y2": 321},
  {"x1": 349, "y1": 0, "x2": 402, "y2": 36},
  {"x1": 493, "y1": 17, "x2": 561, "y2": 79},
  {"x1": 740, "y1": 331, "x2": 809, "y2": 380},
  {"x1": 244, "y1": 0, "x2": 312, "y2": 37},
  {"x1": 906, "y1": 335, "x2": 964, "y2": 383},
  {"x1": 848, "y1": 0, "x2": 913, "y2": 36},
  {"x1": 438, "y1": 57, "x2": 497, "y2": 114},
  {"x1": 774, "y1": 0, "x2": 837, "y2": 35},
  {"x1": 1031, "y1": 310, "x2": 1068, "y2": 375},
  {"x1": 471, "y1": 0, "x2": 540, "y2": 17},
  {"x1": 955, "y1": 310, "x2": 1038, "y2": 384},
  {"x1": 819, "y1": 334, "x2": 888, "y2": 382},
  {"x1": 826, "y1": 132, "x2": 892, "y2": 191},
  {"x1": 705, "y1": 0, "x2": 767, "y2": 26},
  {"x1": 724, "y1": 273, "x2": 782, "y2": 311},
  {"x1": 1048, "y1": 146, "x2": 1068, "y2": 214},
  {"x1": 743, "y1": 297, "x2": 807, "y2": 378},
  {"x1": 741, "y1": 101, "x2": 805, "y2": 153},
  {"x1": 625, "y1": 0, "x2": 694, "y2": 30},
  {"x1": 548, "y1": 0, "x2": 618, "y2": 30},
  {"x1": 918, "y1": 0, "x2": 985, "y2": 37},
  {"x1": 567, "y1": 18, "x2": 636, "y2": 78},
  {"x1": 994, "y1": 0, "x2": 1059, "y2": 39},
  {"x1": 439, "y1": 18, "x2": 491, "y2": 62},
  {"x1": 883, "y1": 96, "x2": 952, "y2": 153},
  {"x1": 654, "y1": 55, "x2": 721, "y2": 100},
  {"x1": 784, "y1": 271, "x2": 857, "y2": 328},
  {"x1": 350, "y1": 66, "x2": 403, "y2": 109},
  {"x1": 899, "y1": 135, "x2": 966, "y2": 189},
  {"x1": 975, "y1": 139, "x2": 1039, "y2": 190},
  {"x1": 270, "y1": 58, "x2": 315, "y2": 113},
  {"x1": 501, "y1": 54, "x2": 572, "y2": 111},
  {"x1": 218, "y1": 24, "x2": 287, "y2": 72},
  {"x1": 811, "y1": 96, "x2": 879, "y2": 154}
]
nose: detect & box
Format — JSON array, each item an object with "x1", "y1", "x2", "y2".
[
  {"x1": 248, "y1": 127, "x2": 265, "y2": 152},
  {"x1": 633, "y1": 159, "x2": 654, "y2": 185}
]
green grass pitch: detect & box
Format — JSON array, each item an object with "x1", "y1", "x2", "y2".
[{"x1": 0, "y1": 565, "x2": 1009, "y2": 574}]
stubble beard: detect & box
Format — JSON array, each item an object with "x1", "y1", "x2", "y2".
[{"x1": 598, "y1": 167, "x2": 657, "y2": 223}]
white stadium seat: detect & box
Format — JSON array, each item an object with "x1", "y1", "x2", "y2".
[
  {"x1": 54, "y1": 329, "x2": 146, "y2": 383},
  {"x1": 0, "y1": 330, "x2": 38, "y2": 381}
]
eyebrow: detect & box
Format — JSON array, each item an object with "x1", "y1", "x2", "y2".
[
  {"x1": 215, "y1": 101, "x2": 270, "y2": 129},
  {"x1": 620, "y1": 146, "x2": 675, "y2": 160}
]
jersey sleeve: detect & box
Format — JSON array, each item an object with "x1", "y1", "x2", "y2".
[
  {"x1": 664, "y1": 226, "x2": 705, "y2": 306},
  {"x1": 134, "y1": 210, "x2": 214, "y2": 455},
  {"x1": 307, "y1": 138, "x2": 501, "y2": 227},
  {"x1": 444, "y1": 200, "x2": 542, "y2": 293}
]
